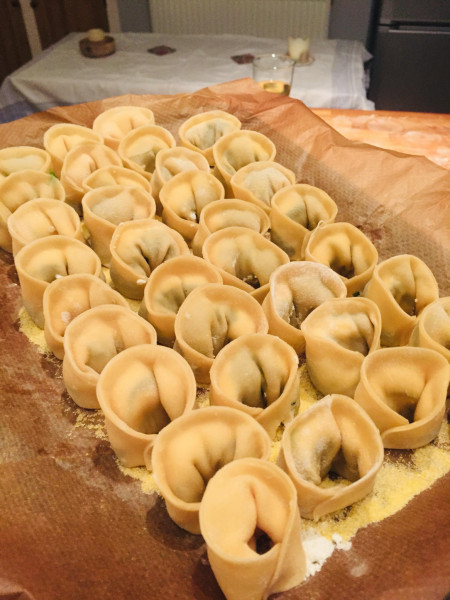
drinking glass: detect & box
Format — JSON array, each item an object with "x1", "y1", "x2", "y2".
[{"x1": 252, "y1": 53, "x2": 295, "y2": 96}]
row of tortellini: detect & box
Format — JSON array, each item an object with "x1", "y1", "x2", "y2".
[{"x1": 2, "y1": 104, "x2": 449, "y2": 600}]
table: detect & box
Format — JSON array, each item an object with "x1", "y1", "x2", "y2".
[{"x1": 0, "y1": 32, "x2": 373, "y2": 123}]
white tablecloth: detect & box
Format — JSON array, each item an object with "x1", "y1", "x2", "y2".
[{"x1": 0, "y1": 32, "x2": 373, "y2": 122}]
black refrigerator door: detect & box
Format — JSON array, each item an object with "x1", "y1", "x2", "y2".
[{"x1": 368, "y1": 25, "x2": 450, "y2": 113}]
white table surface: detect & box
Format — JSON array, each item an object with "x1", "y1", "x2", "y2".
[{"x1": 0, "y1": 32, "x2": 373, "y2": 122}]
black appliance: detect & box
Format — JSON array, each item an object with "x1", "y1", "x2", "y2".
[{"x1": 368, "y1": 0, "x2": 450, "y2": 113}]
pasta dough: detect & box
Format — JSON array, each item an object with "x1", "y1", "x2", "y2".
[
  {"x1": 262, "y1": 261, "x2": 347, "y2": 354},
  {"x1": 62, "y1": 304, "x2": 157, "y2": 409},
  {"x1": 149, "y1": 406, "x2": 272, "y2": 534},
  {"x1": 209, "y1": 333, "x2": 300, "y2": 437},
  {"x1": 353, "y1": 347, "x2": 449, "y2": 449},
  {"x1": 278, "y1": 394, "x2": 384, "y2": 520},
  {"x1": 139, "y1": 254, "x2": 223, "y2": 346},
  {"x1": 301, "y1": 297, "x2": 382, "y2": 396},
  {"x1": 109, "y1": 218, "x2": 190, "y2": 299},
  {"x1": 174, "y1": 283, "x2": 269, "y2": 384},
  {"x1": 199, "y1": 457, "x2": 306, "y2": 600},
  {"x1": 97, "y1": 343, "x2": 196, "y2": 467},
  {"x1": 363, "y1": 254, "x2": 440, "y2": 346}
]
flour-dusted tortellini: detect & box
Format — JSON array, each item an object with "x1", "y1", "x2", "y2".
[
  {"x1": 8, "y1": 198, "x2": 84, "y2": 256},
  {"x1": 174, "y1": 283, "x2": 269, "y2": 385},
  {"x1": 0, "y1": 169, "x2": 65, "y2": 252},
  {"x1": 92, "y1": 105, "x2": 155, "y2": 151},
  {"x1": 353, "y1": 347, "x2": 449, "y2": 449},
  {"x1": 278, "y1": 394, "x2": 384, "y2": 520},
  {"x1": 209, "y1": 333, "x2": 300, "y2": 437},
  {"x1": 0, "y1": 145, "x2": 51, "y2": 182},
  {"x1": 270, "y1": 183, "x2": 338, "y2": 260},
  {"x1": 212, "y1": 130, "x2": 276, "y2": 195},
  {"x1": 117, "y1": 124, "x2": 176, "y2": 181},
  {"x1": 151, "y1": 146, "x2": 211, "y2": 207},
  {"x1": 149, "y1": 406, "x2": 272, "y2": 534},
  {"x1": 15, "y1": 235, "x2": 103, "y2": 328},
  {"x1": 199, "y1": 458, "x2": 306, "y2": 600},
  {"x1": 109, "y1": 218, "x2": 190, "y2": 300},
  {"x1": 178, "y1": 110, "x2": 242, "y2": 166},
  {"x1": 160, "y1": 170, "x2": 225, "y2": 244},
  {"x1": 60, "y1": 141, "x2": 122, "y2": 211},
  {"x1": 262, "y1": 261, "x2": 347, "y2": 354},
  {"x1": 139, "y1": 254, "x2": 223, "y2": 346},
  {"x1": 43, "y1": 123, "x2": 104, "y2": 177},
  {"x1": 303, "y1": 221, "x2": 378, "y2": 296},
  {"x1": 301, "y1": 297, "x2": 382, "y2": 396},
  {"x1": 82, "y1": 185, "x2": 156, "y2": 266},
  {"x1": 362, "y1": 254, "x2": 440, "y2": 347},
  {"x1": 63, "y1": 304, "x2": 157, "y2": 409},
  {"x1": 97, "y1": 343, "x2": 196, "y2": 467},
  {"x1": 82, "y1": 165, "x2": 152, "y2": 195},
  {"x1": 42, "y1": 273, "x2": 129, "y2": 359},
  {"x1": 202, "y1": 226, "x2": 290, "y2": 303},
  {"x1": 410, "y1": 297, "x2": 450, "y2": 372},
  {"x1": 191, "y1": 198, "x2": 270, "y2": 257},
  {"x1": 229, "y1": 160, "x2": 296, "y2": 214}
]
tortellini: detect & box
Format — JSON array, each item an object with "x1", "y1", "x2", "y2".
[
  {"x1": 174, "y1": 283, "x2": 269, "y2": 384},
  {"x1": 109, "y1": 218, "x2": 190, "y2": 300},
  {"x1": 303, "y1": 221, "x2": 378, "y2": 296},
  {"x1": 192, "y1": 198, "x2": 270, "y2": 257},
  {"x1": 43, "y1": 123, "x2": 104, "y2": 177},
  {"x1": 82, "y1": 164, "x2": 152, "y2": 195},
  {"x1": 7, "y1": 198, "x2": 83, "y2": 256},
  {"x1": 278, "y1": 394, "x2": 384, "y2": 520},
  {"x1": 212, "y1": 130, "x2": 276, "y2": 195},
  {"x1": 270, "y1": 183, "x2": 338, "y2": 260},
  {"x1": 150, "y1": 406, "x2": 272, "y2": 534},
  {"x1": 0, "y1": 145, "x2": 51, "y2": 182},
  {"x1": 0, "y1": 169, "x2": 65, "y2": 252},
  {"x1": 262, "y1": 261, "x2": 347, "y2": 354},
  {"x1": 178, "y1": 110, "x2": 242, "y2": 165},
  {"x1": 202, "y1": 226, "x2": 290, "y2": 303},
  {"x1": 62, "y1": 304, "x2": 157, "y2": 409},
  {"x1": 139, "y1": 254, "x2": 223, "y2": 346},
  {"x1": 409, "y1": 297, "x2": 450, "y2": 371},
  {"x1": 97, "y1": 343, "x2": 196, "y2": 467},
  {"x1": 301, "y1": 297, "x2": 382, "y2": 396},
  {"x1": 117, "y1": 124, "x2": 176, "y2": 180},
  {"x1": 92, "y1": 105, "x2": 155, "y2": 151},
  {"x1": 199, "y1": 458, "x2": 306, "y2": 600},
  {"x1": 82, "y1": 184, "x2": 156, "y2": 266},
  {"x1": 42, "y1": 273, "x2": 129, "y2": 359},
  {"x1": 230, "y1": 160, "x2": 296, "y2": 214},
  {"x1": 353, "y1": 347, "x2": 449, "y2": 449},
  {"x1": 363, "y1": 254, "x2": 439, "y2": 346},
  {"x1": 209, "y1": 333, "x2": 300, "y2": 437},
  {"x1": 15, "y1": 235, "x2": 103, "y2": 328},
  {"x1": 159, "y1": 170, "x2": 225, "y2": 244}
]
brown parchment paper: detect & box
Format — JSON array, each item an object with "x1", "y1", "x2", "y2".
[{"x1": 0, "y1": 78, "x2": 449, "y2": 600}]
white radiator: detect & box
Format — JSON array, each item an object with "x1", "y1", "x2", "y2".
[{"x1": 148, "y1": 0, "x2": 330, "y2": 40}]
